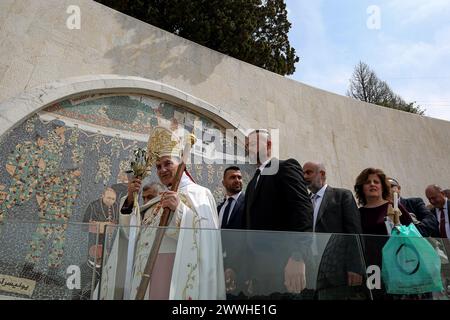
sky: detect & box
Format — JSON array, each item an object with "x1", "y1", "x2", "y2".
[{"x1": 285, "y1": 0, "x2": 450, "y2": 122}]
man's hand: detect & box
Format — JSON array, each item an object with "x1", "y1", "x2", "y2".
[
  {"x1": 284, "y1": 257, "x2": 306, "y2": 293},
  {"x1": 160, "y1": 191, "x2": 180, "y2": 211},
  {"x1": 126, "y1": 178, "x2": 142, "y2": 205},
  {"x1": 224, "y1": 268, "x2": 237, "y2": 293},
  {"x1": 347, "y1": 272, "x2": 363, "y2": 286}
]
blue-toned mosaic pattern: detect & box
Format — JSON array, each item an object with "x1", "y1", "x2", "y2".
[{"x1": 0, "y1": 94, "x2": 255, "y2": 299}]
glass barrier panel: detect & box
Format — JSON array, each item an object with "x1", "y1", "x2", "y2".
[
  {"x1": 360, "y1": 233, "x2": 449, "y2": 300},
  {"x1": 221, "y1": 229, "x2": 368, "y2": 300},
  {"x1": 0, "y1": 220, "x2": 99, "y2": 300},
  {"x1": 98, "y1": 225, "x2": 367, "y2": 300}
]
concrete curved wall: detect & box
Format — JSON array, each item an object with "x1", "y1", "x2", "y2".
[
  {"x1": 1, "y1": 0, "x2": 449, "y2": 197},
  {"x1": 0, "y1": 75, "x2": 246, "y2": 137}
]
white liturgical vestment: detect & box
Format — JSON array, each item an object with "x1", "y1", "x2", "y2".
[{"x1": 97, "y1": 173, "x2": 226, "y2": 300}]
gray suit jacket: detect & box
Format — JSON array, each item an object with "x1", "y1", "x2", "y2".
[
  {"x1": 314, "y1": 186, "x2": 365, "y2": 290},
  {"x1": 314, "y1": 186, "x2": 362, "y2": 234}
]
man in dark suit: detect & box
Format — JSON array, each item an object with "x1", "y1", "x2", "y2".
[
  {"x1": 425, "y1": 185, "x2": 449, "y2": 240},
  {"x1": 425, "y1": 184, "x2": 450, "y2": 296},
  {"x1": 303, "y1": 161, "x2": 365, "y2": 299},
  {"x1": 218, "y1": 166, "x2": 245, "y2": 229},
  {"x1": 388, "y1": 178, "x2": 439, "y2": 237},
  {"x1": 217, "y1": 166, "x2": 246, "y2": 297},
  {"x1": 242, "y1": 129, "x2": 313, "y2": 297}
]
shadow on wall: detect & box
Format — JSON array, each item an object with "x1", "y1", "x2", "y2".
[{"x1": 103, "y1": 9, "x2": 224, "y2": 86}]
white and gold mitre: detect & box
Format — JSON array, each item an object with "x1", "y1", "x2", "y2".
[
  {"x1": 147, "y1": 126, "x2": 197, "y2": 162},
  {"x1": 147, "y1": 126, "x2": 182, "y2": 159}
]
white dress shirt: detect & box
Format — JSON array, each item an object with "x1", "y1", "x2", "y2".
[
  {"x1": 219, "y1": 191, "x2": 242, "y2": 227},
  {"x1": 312, "y1": 184, "x2": 328, "y2": 232}
]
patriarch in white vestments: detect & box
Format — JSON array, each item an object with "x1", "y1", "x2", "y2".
[{"x1": 97, "y1": 126, "x2": 225, "y2": 300}]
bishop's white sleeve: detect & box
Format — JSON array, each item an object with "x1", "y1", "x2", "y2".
[
  {"x1": 204, "y1": 189, "x2": 219, "y2": 229},
  {"x1": 119, "y1": 196, "x2": 132, "y2": 223}
]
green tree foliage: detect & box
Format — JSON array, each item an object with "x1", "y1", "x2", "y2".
[
  {"x1": 95, "y1": 0, "x2": 299, "y2": 75},
  {"x1": 347, "y1": 61, "x2": 425, "y2": 115}
]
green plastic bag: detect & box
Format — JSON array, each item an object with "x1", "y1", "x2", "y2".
[{"x1": 382, "y1": 223, "x2": 444, "y2": 294}]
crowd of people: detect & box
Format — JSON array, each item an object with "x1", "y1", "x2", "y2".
[{"x1": 99, "y1": 126, "x2": 449, "y2": 300}]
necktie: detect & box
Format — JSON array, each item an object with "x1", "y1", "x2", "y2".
[
  {"x1": 253, "y1": 168, "x2": 261, "y2": 189},
  {"x1": 244, "y1": 169, "x2": 261, "y2": 228},
  {"x1": 246, "y1": 168, "x2": 261, "y2": 205},
  {"x1": 310, "y1": 193, "x2": 319, "y2": 252},
  {"x1": 221, "y1": 197, "x2": 235, "y2": 228},
  {"x1": 311, "y1": 193, "x2": 321, "y2": 231},
  {"x1": 310, "y1": 193, "x2": 317, "y2": 209},
  {"x1": 440, "y1": 208, "x2": 447, "y2": 238}
]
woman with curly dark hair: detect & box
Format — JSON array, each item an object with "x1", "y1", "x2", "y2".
[
  {"x1": 355, "y1": 168, "x2": 416, "y2": 300},
  {"x1": 355, "y1": 167, "x2": 412, "y2": 235}
]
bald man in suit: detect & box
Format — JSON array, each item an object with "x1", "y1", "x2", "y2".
[
  {"x1": 303, "y1": 161, "x2": 366, "y2": 299},
  {"x1": 242, "y1": 130, "x2": 313, "y2": 297}
]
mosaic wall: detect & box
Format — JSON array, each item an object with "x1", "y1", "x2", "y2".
[{"x1": 0, "y1": 94, "x2": 255, "y2": 299}]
